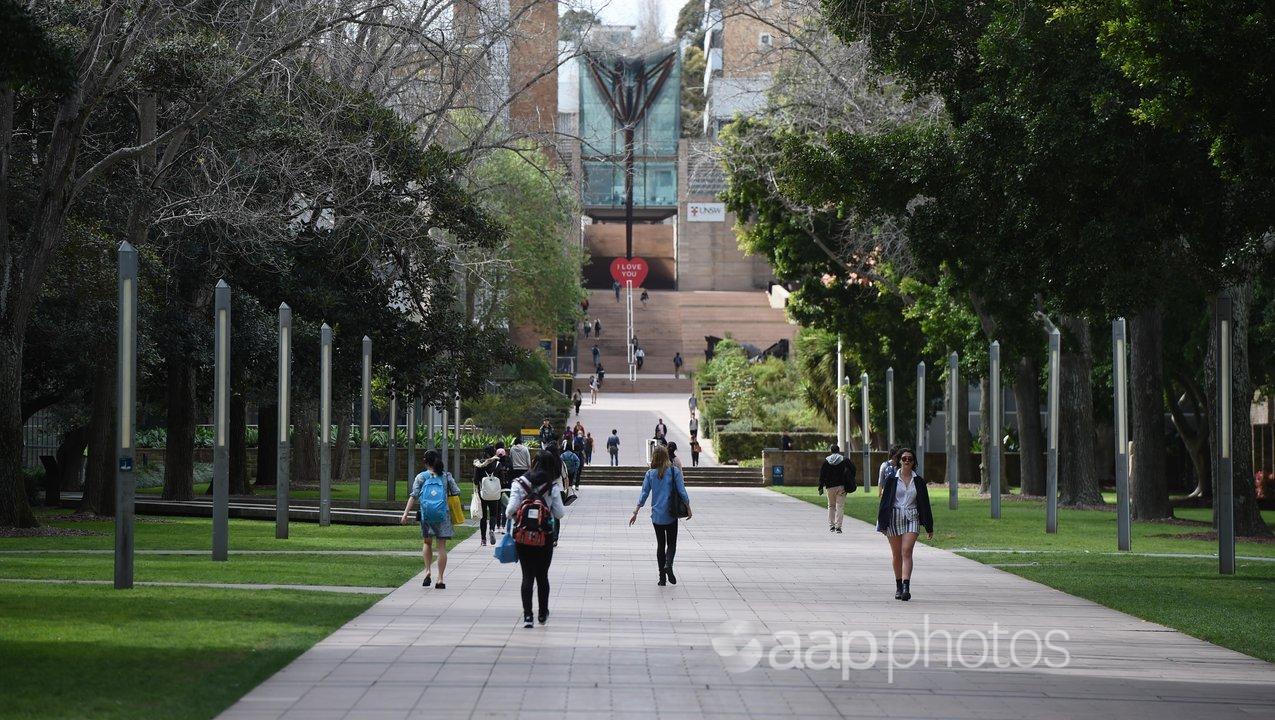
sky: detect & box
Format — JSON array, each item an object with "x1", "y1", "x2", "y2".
[{"x1": 570, "y1": 0, "x2": 684, "y2": 40}]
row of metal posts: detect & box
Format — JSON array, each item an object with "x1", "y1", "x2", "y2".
[
  {"x1": 833, "y1": 308, "x2": 1237, "y2": 574},
  {"x1": 113, "y1": 243, "x2": 467, "y2": 588}
]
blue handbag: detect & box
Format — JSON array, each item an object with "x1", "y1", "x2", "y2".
[{"x1": 493, "y1": 521, "x2": 517, "y2": 564}]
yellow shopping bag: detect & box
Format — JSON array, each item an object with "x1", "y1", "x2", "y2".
[{"x1": 447, "y1": 494, "x2": 465, "y2": 525}]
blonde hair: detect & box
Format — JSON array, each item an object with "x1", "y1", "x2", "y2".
[{"x1": 650, "y1": 445, "x2": 671, "y2": 475}]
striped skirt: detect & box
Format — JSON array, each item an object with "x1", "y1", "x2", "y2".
[{"x1": 885, "y1": 507, "x2": 920, "y2": 537}]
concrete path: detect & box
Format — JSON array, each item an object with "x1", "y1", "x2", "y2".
[
  {"x1": 573, "y1": 392, "x2": 717, "y2": 466},
  {"x1": 217, "y1": 487, "x2": 1275, "y2": 720}
]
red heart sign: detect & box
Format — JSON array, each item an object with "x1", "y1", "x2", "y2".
[{"x1": 609, "y1": 257, "x2": 649, "y2": 288}]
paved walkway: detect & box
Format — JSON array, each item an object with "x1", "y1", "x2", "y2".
[
  {"x1": 573, "y1": 392, "x2": 717, "y2": 466},
  {"x1": 218, "y1": 487, "x2": 1275, "y2": 720}
]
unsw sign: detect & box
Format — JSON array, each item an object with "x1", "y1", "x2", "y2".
[{"x1": 687, "y1": 202, "x2": 726, "y2": 222}]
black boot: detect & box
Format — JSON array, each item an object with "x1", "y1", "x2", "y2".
[
  {"x1": 658, "y1": 570, "x2": 667, "y2": 586},
  {"x1": 900, "y1": 579, "x2": 911, "y2": 601},
  {"x1": 894, "y1": 578, "x2": 903, "y2": 600},
  {"x1": 665, "y1": 566, "x2": 677, "y2": 585}
]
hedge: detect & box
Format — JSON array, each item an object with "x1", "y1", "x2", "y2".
[{"x1": 715, "y1": 432, "x2": 836, "y2": 464}]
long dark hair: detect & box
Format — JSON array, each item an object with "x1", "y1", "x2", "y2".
[
  {"x1": 524, "y1": 450, "x2": 560, "y2": 489},
  {"x1": 897, "y1": 447, "x2": 917, "y2": 478},
  {"x1": 423, "y1": 449, "x2": 445, "y2": 475}
]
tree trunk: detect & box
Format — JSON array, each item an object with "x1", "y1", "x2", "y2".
[
  {"x1": 1014, "y1": 355, "x2": 1046, "y2": 496},
  {"x1": 1129, "y1": 308, "x2": 1172, "y2": 520},
  {"x1": 334, "y1": 410, "x2": 351, "y2": 482},
  {"x1": 979, "y1": 377, "x2": 991, "y2": 493},
  {"x1": 956, "y1": 375, "x2": 975, "y2": 484},
  {"x1": 0, "y1": 326, "x2": 36, "y2": 526},
  {"x1": 228, "y1": 393, "x2": 250, "y2": 494},
  {"x1": 255, "y1": 403, "x2": 278, "y2": 486},
  {"x1": 1205, "y1": 283, "x2": 1270, "y2": 536},
  {"x1": 1058, "y1": 315, "x2": 1103, "y2": 505},
  {"x1": 1167, "y1": 377, "x2": 1211, "y2": 499},
  {"x1": 55, "y1": 425, "x2": 89, "y2": 491},
  {"x1": 161, "y1": 351, "x2": 197, "y2": 500},
  {"x1": 292, "y1": 399, "x2": 318, "y2": 485},
  {"x1": 81, "y1": 361, "x2": 115, "y2": 515}
]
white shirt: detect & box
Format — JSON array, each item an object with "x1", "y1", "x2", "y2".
[{"x1": 893, "y1": 473, "x2": 918, "y2": 512}]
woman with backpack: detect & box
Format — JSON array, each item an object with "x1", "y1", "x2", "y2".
[
  {"x1": 629, "y1": 445, "x2": 691, "y2": 586},
  {"x1": 400, "y1": 450, "x2": 461, "y2": 590},
  {"x1": 472, "y1": 445, "x2": 505, "y2": 546},
  {"x1": 507, "y1": 451, "x2": 567, "y2": 628},
  {"x1": 875, "y1": 447, "x2": 934, "y2": 601}
]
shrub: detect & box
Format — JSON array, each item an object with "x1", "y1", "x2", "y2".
[
  {"x1": 466, "y1": 380, "x2": 570, "y2": 435},
  {"x1": 714, "y1": 431, "x2": 836, "y2": 463}
]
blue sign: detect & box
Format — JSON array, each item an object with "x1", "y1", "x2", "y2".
[
  {"x1": 119, "y1": 456, "x2": 134, "y2": 472},
  {"x1": 771, "y1": 465, "x2": 785, "y2": 486}
]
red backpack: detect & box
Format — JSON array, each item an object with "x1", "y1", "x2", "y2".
[{"x1": 513, "y1": 478, "x2": 552, "y2": 546}]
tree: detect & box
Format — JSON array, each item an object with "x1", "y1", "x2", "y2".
[{"x1": 560, "y1": 9, "x2": 601, "y2": 45}]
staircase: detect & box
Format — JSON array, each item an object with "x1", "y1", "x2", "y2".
[{"x1": 580, "y1": 465, "x2": 762, "y2": 487}]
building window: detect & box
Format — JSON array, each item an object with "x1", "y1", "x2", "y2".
[{"x1": 759, "y1": 32, "x2": 772, "y2": 48}]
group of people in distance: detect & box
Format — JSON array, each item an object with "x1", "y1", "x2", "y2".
[{"x1": 818, "y1": 443, "x2": 933, "y2": 601}]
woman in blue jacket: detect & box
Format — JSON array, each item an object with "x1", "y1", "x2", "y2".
[
  {"x1": 875, "y1": 448, "x2": 933, "y2": 601},
  {"x1": 629, "y1": 445, "x2": 692, "y2": 586}
]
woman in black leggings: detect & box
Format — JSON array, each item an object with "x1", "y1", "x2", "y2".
[
  {"x1": 629, "y1": 445, "x2": 692, "y2": 586},
  {"x1": 472, "y1": 446, "x2": 505, "y2": 546},
  {"x1": 506, "y1": 451, "x2": 566, "y2": 627}
]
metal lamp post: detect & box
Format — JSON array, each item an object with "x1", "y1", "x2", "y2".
[
  {"x1": 916, "y1": 362, "x2": 926, "y2": 477},
  {"x1": 1113, "y1": 318, "x2": 1131, "y2": 551},
  {"x1": 115, "y1": 242, "x2": 138, "y2": 589},
  {"x1": 212, "y1": 280, "x2": 231, "y2": 561},
  {"x1": 861, "y1": 372, "x2": 871, "y2": 493},
  {"x1": 1216, "y1": 299, "x2": 1235, "y2": 574},
  {"x1": 276, "y1": 303, "x2": 291, "y2": 540},
  {"x1": 990, "y1": 341, "x2": 1002, "y2": 519},
  {"x1": 948, "y1": 352, "x2": 960, "y2": 510},
  {"x1": 440, "y1": 406, "x2": 449, "y2": 475},
  {"x1": 360, "y1": 336, "x2": 371, "y2": 509},
  {"x1": 886, "y1": 367, "x2": 895, "y2": 449},
  {"x1": 836, "y1": 339, "x2": 845, "y2": 451},
  {"x1": 319, "y1": 323, "x2": 332, "y2": 526},
  {"x1": 453, "y1": 395, "x2": 462, "y2": 479},
  {"x1": 1047, "y1": 326, "x2": 1060, "y2": 533},
  {"x1": 406, "y1": 398, "x2": 417, "y2": 485}
]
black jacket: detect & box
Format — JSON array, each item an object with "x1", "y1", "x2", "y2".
[
  {"x1": 818, "y1": 453, "x2": 856, "y2": 492},
  {"x1": 875, "y1": 473, "x2": 934, "y2": 534}
]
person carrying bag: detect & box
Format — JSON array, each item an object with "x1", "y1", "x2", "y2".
[{"x1": 629, "y1": 445, "x2": 691, "y2": 587}]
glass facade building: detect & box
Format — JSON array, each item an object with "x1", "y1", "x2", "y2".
[{"x1": 578, "y1": 48, "x2": 681, "y2": 211}]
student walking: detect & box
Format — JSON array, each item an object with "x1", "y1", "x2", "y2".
[
  {"x1": 589, "y1": 375, "x2": 599, "y2": 403},
  {"x1": 640, "y1": 289, "x2": 649, "y2": 308},
  {"x1": 654, "y1": 418, "x2": 667, "y2": 438},
  {"x1": 593, "y1": 318, "x2": 602, "y2": 337},
  {"x1": 688, "y1": 394, "x2": 697, "y2": 413},
  {"x1": 591, "y1": 344, "x2": 601, "y2": 367},
  {"x1": 508, "y1": 451, "x2": 567, "y2": 627},
  {"x1": 688, "y1": 414, "x2": 698, "y2": 439},
  {"x1": 472, "y1": 446, "x2": 505, "y2": 546},
  {"x1": 597, "y1": 364, "x2": 606, "y2": 386},
  {"x1": 634, "y1": 346, "x2": 645, "y2": 370},
  {"x1": 399, "y1": 450, "x2": 461, "y2": 589},
  {"x1": 613, "y1": 280, "x2": 621, "y2": 302},
  {"x1": 667, "y1": 442, "x2": 683, "y2": 469},
  {"x1": 878, "y1": 446, "x2": 901, "y2": 496},
  {"x1": 672, "y1": 352, "x2": 684, "y2": 378},
  {"x1": 572, "y1": 390, "x2": 582, "y2": 416},
  {"x1": 510, "y1": 437, "x2": 531, "y2": 476},
  {"x1": 607, "y1": 429, "x2": 620, "y2": 466},
  {"x1": 781, "y1": 431, "x2": 793, "y2": 451},
  {"x1": 583, "y1": 322, "x2": 591, "y2": 339},
  {"x1": 538, "y1": 419, "x2": 556, "y2": 449},
  {"x1": 689, "y1": 439, "x2": 702, "y2": 467},
  {"x1": 876, "y1": 448, "x2": 933, "y2": 601},
  {"x1": 818, "y1": 444, "x2": 857, "y2": 533},
  {"x1": 630, "y1": 445, "x2": 692, "y2": 586},
  {"x1": 585, "y1": 432, "x2": 595, "y2": 464}
]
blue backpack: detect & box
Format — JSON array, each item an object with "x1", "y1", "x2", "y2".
[
  {"x1": 417, "y1": 472, "x2": 448, "y2": 524},
  {"x1": 561, "y1": 450, "x2": 580, "y2": 474}
]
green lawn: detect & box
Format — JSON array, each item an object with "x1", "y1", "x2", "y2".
[
  {"x1": 0, "y1": 514, "x2": 477, "y2": 719},
  {"x1": 0, "y1": 584, "x2": 377, "y2": 720},
  {"x1": 774, "y1": 485, "x2": 1275, "y2": 662},
  {"x1": 139, "y1": 478, "x2": 475, "y2": 506}
]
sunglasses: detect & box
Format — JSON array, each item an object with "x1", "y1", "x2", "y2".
[{"x1": 901, "y1": 456, "x2": 914, "y2": 462}]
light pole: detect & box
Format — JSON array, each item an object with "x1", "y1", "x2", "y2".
[
  {"x1": 319, "y1": 323, "x2": 332, "y2": 527},
  {"x1": 440, "y1": 405, "x2": 449, "y2": 476},
  {"x1": 276, "y1": 303, "x2": 291, "y2": 540},
  {"x1": 886, "y1": 367, "x2": 895, "y2": 449},
  {"x1": 916, "y1": 361, "x2": 926, "y2": 477},
  {"x1": 948, "y1": 352, "x2": 960, "y2": 510},
  {"x1": 1216, "y1": 298, "x2": 1235, "y2": 574},
  {"x1": 1046, "y1": 322, "x2": 1061, "y2": 533},
  {"x1": 115, "y1": 241, "x2": 138, "y2": 589},
  {"x1": 453, "y1": 394, "x2": 462, "y2": 482},
  {"x1": 406, "y1": 397, "x2": 417, "y2": 485},
  {"x1": 360, "y1": 336, "x2": 371, "y2": 509},
  {"x1": 212, "y1": 280, "x2": 230, "y2": 561},
  {"x1": 861, "y1": 372, "x2": 870, "y2": 493},
  {"x1": 836, "y1": 338, "x2": 845, "y2": 452},
  {"x1": 387, "y1": 391, "x2": 397, "y2": 502},
  {"x1": 989, "y1": 341, "x2": 1001, "y2": 520},
  {"x1": 1113, "y1": 318, "x2": 1131, "y2": 551}
]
